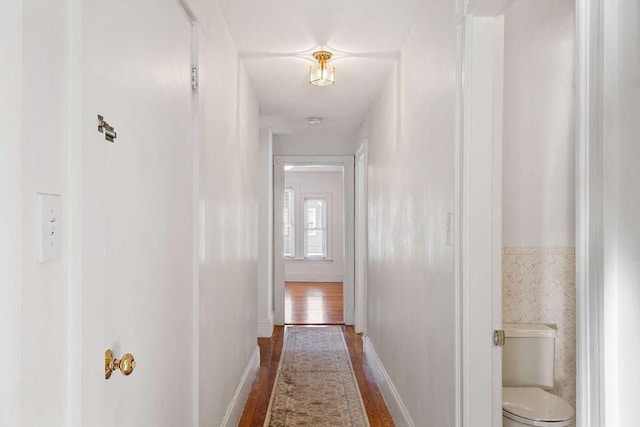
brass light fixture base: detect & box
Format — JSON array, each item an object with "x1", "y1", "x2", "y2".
[{"x1": 312, "y1": 51, "x2": 332, "y2": 63}]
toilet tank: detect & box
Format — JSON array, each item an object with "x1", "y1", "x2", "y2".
[{"x1": 502, "y1": 323, "x2": 556, "y2": 390}]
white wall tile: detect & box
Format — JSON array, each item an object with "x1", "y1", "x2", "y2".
[{"x1": 503, "y1": 246, "x2": 576, "y2": 407}]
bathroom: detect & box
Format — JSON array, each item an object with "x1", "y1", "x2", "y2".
[{"x1": 501, "y1": 0, "x2": 576, "y2": 425}]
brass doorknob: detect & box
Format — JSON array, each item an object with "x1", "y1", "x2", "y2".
[{"x1": 105, "y1": 349, "x2": 136, "y2": 379}]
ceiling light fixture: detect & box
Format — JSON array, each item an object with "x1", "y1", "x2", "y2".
[
  {"x1": 309, "y1": 51, "x2": 335, "y2": 87},
  {"x1": 307, "y1": 117, "x2": 323, "y2": 125}
]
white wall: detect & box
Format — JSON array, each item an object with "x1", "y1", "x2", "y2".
[
  {"x1": 20, "y1": 3, "x2": 70, "y2": 424},
  {"x1": 0, "y1": 1, "x2": 23, "y2": 425},
  {"x1": 601, "y1": 1, "x2": 640, "y2": 424},
  {"x1": 273, "y1": 135, "x2": 356, "y2": 156},
  {"x1": 356, "y1": 2, "x2": 456, "y2": 424},
  {"x1": 0, "y1": 2, "x2": 72, "y2": 425},
  {"x1": 188, "y1": 1, "x2": 260, "y2": 424},
  {"x1": 502, "y1": 0, "x2": 575, "y2": 247},
  {"x1": 257, "y1": 127, "x2": 274, "y2": 337},
  {"x1": 284, "y1": 171, "x2": 344, "y2": 283}
]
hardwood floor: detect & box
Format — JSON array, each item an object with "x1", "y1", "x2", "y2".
[
  {"x1": 238, "y1": 326, "x2": 395, "y2": 427},
  {"x1": 342, "y1": 327, "x2": 395, "y2": 426},
  {"x1": 285, "y1": 281, "x2": 343, "y2": 324},
  {"x1": 238, "y1": 327, "x2": 284, "y2": 427}
]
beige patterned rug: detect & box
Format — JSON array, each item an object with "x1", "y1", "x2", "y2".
[{"x1": 264, "y1": 326, "x2": 370, "y2": 427}]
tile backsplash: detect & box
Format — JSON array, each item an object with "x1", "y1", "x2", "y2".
[{"x1": 502, "y1": 246, "x2": 576, "y2": 408}]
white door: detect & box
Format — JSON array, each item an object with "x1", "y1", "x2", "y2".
[
  {"x1": 79, "y1": 1, "x2": 194, "y2": 425},
  {"x1": 458, "y1": 9, "x2": 506, "y2": 426}
]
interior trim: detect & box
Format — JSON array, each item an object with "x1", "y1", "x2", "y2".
[{"x1": 363, "y1": 337, "x2": 415, "y2": 427}]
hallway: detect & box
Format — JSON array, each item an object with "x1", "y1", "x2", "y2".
[
  {"x1": 4, "y1": 0, "x2": 637, "y2": 426},
  {"x1": 1, "y1": 1, "x2": 472, "y2": 425}
]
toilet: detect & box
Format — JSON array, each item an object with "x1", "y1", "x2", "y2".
[{"x1": 502, "y1": 324, "x2": 575, "y2": 427}]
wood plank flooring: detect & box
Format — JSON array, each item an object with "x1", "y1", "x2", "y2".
[
  {"x1": 285, "y1": 281, "x2": 344, "y2": 325},
  {"x1": 238, "y1": 326, "x2": 394, "y2": 427},
  {"x1": 342, "y1": 326, "x2": 395, "y2": 426},
  {"x1": 238, "y1": 327, "x2": 284, "y2": 426}
]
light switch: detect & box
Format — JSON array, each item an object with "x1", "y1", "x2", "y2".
[{"x1": 37, "y1": 193, "x2": 62, "y2": 263}]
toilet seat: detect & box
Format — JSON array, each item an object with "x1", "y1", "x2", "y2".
[
  {"x1": 503, "y1": 411, "x2": 574, "y2": 427},
  {"x1": 503, "y1": 387, "x2": 574, "y2": 427}
]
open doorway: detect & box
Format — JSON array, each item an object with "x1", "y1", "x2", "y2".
[
  {"x1": 283, "y1": 164, "x2": 344, "y2": 324},
  {"x1": 274, "y1": 156, "x2": 355, "y2": 326},
  {"x1": 457, "y1": 0, "x2": 577, "y2": 424}
]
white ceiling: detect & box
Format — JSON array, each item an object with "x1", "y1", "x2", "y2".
[{"x1": 219, "y1": 1, "x2": 426, "y2": 138}]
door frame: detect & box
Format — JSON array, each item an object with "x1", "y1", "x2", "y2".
[
  {"x1": 457, "y1": 1, "x2": 605, "y2": 426},
  {"x1": 575, "y1": 0, "x2": 605, "y2": 425},
  {"x1": 354, "y1": 139, "x2": 368, "y2": 334},
  {"x1": 273, "y1": 155, "x2": 355, "y2": 325},
  {"x1": 186, "y1": 7, "x2": 200, "y2": 427}
]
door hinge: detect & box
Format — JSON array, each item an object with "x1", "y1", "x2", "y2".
[
  {"x1": 191, "y1": 67, "x2": 198, "y2": 92},
  {"x1": 493, "y1": 329, "x2": 505, "y2": 347}
]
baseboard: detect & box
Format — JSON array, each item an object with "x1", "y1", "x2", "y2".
[
  {"x1": 284, "y1": 273, "x2": 344, "y2": 282},
  {"x1": 220, "y1": 345, "x2": 260, "y2": 427},
  {"x1": 257, "y1": 316, "x2": 274, "y2": 338},
  {"x1": 363, "y1": 337, "x2": 415, "y2": 427}
]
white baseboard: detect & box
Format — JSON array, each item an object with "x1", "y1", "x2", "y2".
[
  {"x1": 284, "y1": 273, "x2": 343, "y2": 282},
  {"x1": 220, "y1": 345, "x2": 260, "y2": 427},
  {"x1": 363, "y1": 337, "x2": 415, "y2": 427},
  {"x1": 257, "y1": 316, "x2": 274, "y2": 338}
]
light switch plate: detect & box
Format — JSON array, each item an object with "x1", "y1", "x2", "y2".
[{"x1": 37, "y1": 193, "x2": 62, "y2": 263}]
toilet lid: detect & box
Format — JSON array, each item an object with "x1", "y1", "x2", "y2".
[{"x1": 503, "y1": 387, "x2": 574, "y2": 422}]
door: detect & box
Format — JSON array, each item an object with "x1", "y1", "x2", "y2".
[
  {"x1": 80, "y1": 1, "x2": 194, "y2": 425},
  {"x1": 458, "y1": 8, "x2": 506, "y2": 426}
]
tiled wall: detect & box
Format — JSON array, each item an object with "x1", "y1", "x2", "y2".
[{"x1": 503, "y1": 246, "x2": 576, "y2": 407}]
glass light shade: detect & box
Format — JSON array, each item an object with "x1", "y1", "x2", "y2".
[{"x1": 309, "y1": 62, "x2": 335, "y2": 86}]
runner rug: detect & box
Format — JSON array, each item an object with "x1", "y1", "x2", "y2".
[{"x1": 264, "y1": 326, "x2": 370, "y2": 427}]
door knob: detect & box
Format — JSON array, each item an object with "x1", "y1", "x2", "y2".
[{"x1": 105, "y1": 349, "x2": 136, "y2": 379}]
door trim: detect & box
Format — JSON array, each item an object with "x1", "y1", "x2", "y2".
[
  {"x1": 355, "y1": 139, "x2": 368, "y2": 334},
  {"x1": 273, "y1": 155, "x2": 355, "y2": 325},
  {"x1": 189, "y1": 18, "x2": 200, "y2": 427},
  {"x1": 67, "y1": 1, "x2": 83, "y2": 424},
  {"x1": 575, "y1": 1, "x2": 605, "y2": 425}
]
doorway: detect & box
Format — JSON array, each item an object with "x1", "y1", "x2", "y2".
[
  {"x1": 283, "y1": 164, "x2": 344, "y2": 324},
  {"x1": 457, "y1": 1, "x2": 578, "y2": 425},
  {"x1": 273, "y1": 156, "x2": 355, "y2": 326}
]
